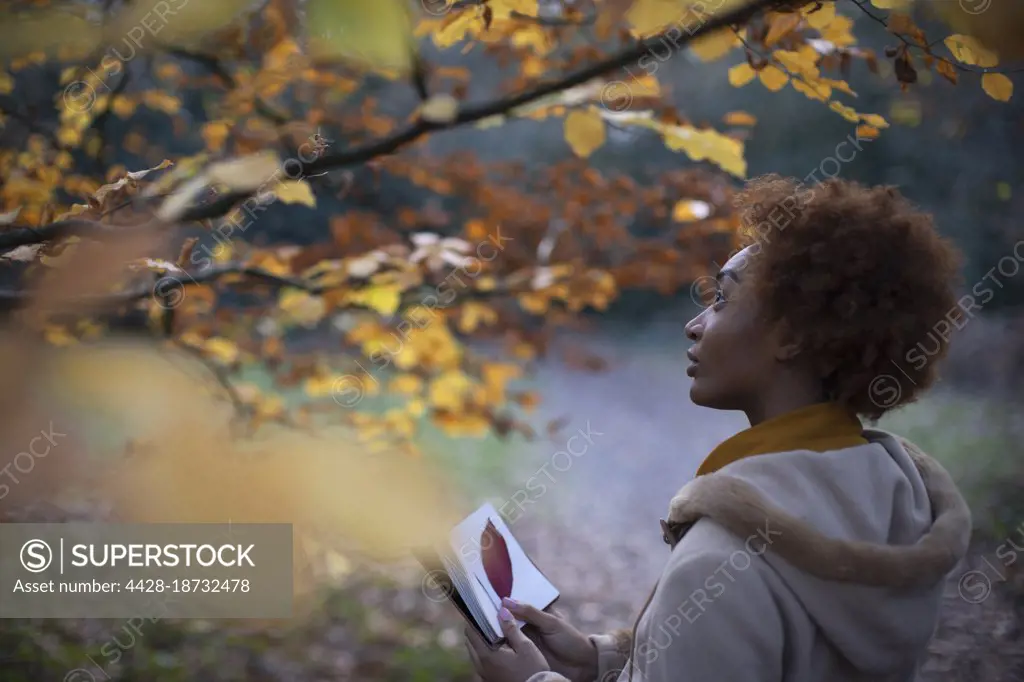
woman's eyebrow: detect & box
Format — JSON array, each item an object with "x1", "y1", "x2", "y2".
[{"x1": 715, "y1": 269, "x2": 740, "y2": 283}]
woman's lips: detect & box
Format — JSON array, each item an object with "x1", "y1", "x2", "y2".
[{"x1": 686, "y1": 349, "x2": 698, "y2": 377}]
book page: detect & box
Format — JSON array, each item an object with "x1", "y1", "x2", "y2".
[{"x1": 448, "y1": 503, "x2": 560, "y2": 637}]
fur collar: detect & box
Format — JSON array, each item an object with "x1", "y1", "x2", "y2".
[{"x1": 661, "y1": 435, "x2": 971, "y2": 589}]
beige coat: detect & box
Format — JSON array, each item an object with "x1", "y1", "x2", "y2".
[{"x1": 527, "y1": 429, "x2": 972, "y2": 682}]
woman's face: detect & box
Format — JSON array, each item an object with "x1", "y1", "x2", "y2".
[{"x1": 684, "y1": 246, "x2": 779, "y2": 411}]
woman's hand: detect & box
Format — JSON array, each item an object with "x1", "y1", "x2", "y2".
[
  {"x1": 503, "y1": 598, "x2": 598, "y2": 682},
  {"x1": 465, "y1": 607, "x2": 550, "y2": 682}
]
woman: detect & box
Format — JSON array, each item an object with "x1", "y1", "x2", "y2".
[{"x1": 464, "y1": 175, "x2": 973, "y2": 682}]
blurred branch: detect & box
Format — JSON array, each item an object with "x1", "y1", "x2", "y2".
[
  {"x1": 0, "y1": 219, "x2": 115, "y2": 250},
  {"x1": 88, "y1": 67, "x2": 131, "y2": 168},
  {"x1": 175, "y1": 0, "x2": 782, "y2": 223},
  {"x1": 0, "y1": 260, "x2": 519, "y2": 310},
  {"x1": 162, "y1": 45, "x2": 292, "y2": 125},
  {"x1": 4, "y1": 0, "x2": 781, "y2": 246},
  {"x1": 0, "y1": 95, "x2": 61, "y2": 148},
  {"x1": 171, "y1": 337, "x2": 249, "y2": 418},
  {"x1": 850, "y1": 0, "x2": 1024, "y2": 75}
]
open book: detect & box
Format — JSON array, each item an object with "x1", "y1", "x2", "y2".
[{"x1": 416, "y1": 502, "x2": 560, "y2": 648}]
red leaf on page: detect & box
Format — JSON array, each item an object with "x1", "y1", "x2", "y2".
[{"x1": 481, "y1": 519, "x2": 513, "y2": 600}]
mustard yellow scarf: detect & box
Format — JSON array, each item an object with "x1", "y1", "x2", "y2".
[{"x1": 695, "y1": 402, "x2": 867, "y2": 477}]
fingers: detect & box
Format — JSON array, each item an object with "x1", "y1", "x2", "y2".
[
  {"x1": 503, "y1": 598, "x2": 560, "y2": 632},
  {"x1": 499, "y1": 606, "x2": 532, "y2": 653},
  {"x1": 464, "y1": 624, "x2": 490, "y2": 660},
  {"x1": 464, "y1": 638, "x2": 482, "y2": 671}
]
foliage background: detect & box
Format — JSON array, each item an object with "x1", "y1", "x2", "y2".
[{"x1": 0, "y1": 0, "x2": 1022, "y2": 680}]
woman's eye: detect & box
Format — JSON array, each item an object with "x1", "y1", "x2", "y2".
[{"x1": 711, "y1": 289, "x2": 727, "y2": 309}]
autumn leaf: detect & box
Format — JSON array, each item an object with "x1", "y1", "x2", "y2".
[
  {"x1": 419, "y1": 94, "x2": 460, "y2": 124},
  {"x1": 758, "y1": 65, "x2": 790, "y2": 92},
  {"x1": 728, "y1": 63, "x2": 757, "y2": 87},
  {"x1": 343, "y1": 284, "x2": 403, "y2": 317},
  {"x1": 307, "y1": 0, "x2": 414, "y2": 72},
  {"x1": 672, "y1": 199, "x2": 712, "y2": 222},
  {"x1": 765, "y1": 13, "x2": 802, "y2": 48},
  {"x1": 271, "y1": 180, "x2": 317, "y2": 207},
  {"x1": 690, "y1": 29, "x2": 738, "y2": 62},
  {"x1": 723, "y1": 111, "x2": 757, "y2": 126},
  {"x1": 981, "y1": 73, "x2": 1013, "y2": 102},
  {"x1": 480, "y1": 520, "x2": 514, "y2": 601},
  {"x1": 944, "y1": 34, "x2": 998, "y2": 68},
  {"x1": 563, "y1": 107, "x2": 606, "y2": 158}
]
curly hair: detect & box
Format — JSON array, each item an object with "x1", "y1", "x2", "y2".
[{"x1": 733, "y1": 174, "x2": 963, "y2": 421}]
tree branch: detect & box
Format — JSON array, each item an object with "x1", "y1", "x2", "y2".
[
  {"x1": 0, "y1": 260, "x2": 518, "y2": 311},
  {"x1": 177, "y1": 0, "x2": 781, "y2": 223},
  {"x1": 4, "y1": 0, "x2": 781, "y2": 245},
  {"x1": 0, "y1": 219, "x2": 113, "y2": 251}
]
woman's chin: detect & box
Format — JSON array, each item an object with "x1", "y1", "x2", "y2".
[{"x1": 688, "y1": 379, "x2": 710, "y2": 407}]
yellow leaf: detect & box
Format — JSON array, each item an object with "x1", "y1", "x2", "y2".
[
  {"x1": 981, "y1": 72, "x2": 1013, "y2": 102},
  {"x1": 457, "y1": 302, "x2": 498, "y2": 333},
  {"x1": 419, "y1": 94, "x2": 459, "y2": 124},
  {"x1": 791, "y1": 77, "x2": 830, "y2": 102},
  {"x1": 625, "y1": 74, "x2": 661, "y2": 97},
  {"x1": 855, "y1": 124, "x2": 880, "y2": 140},
  {"x1": 207, "y1": 151, "x2": 283, "y2": 192},
  {"x1": 406, "y1": 398, "x2": 427, "y2": 417},
  {"x1": 637, "y1": 120, "x2": 747, "y2": 178},
  {"x1": 490, "y1": 0, "x2": 539, "y2": 20},
  {"x1": 141, "y1": 90, "x2": 181, "y2": 115},
  {"x1": 723, "y1": 111, "x2": 757, "y2": 126},
  {"x1": 201, "y1": 337, "x2": 240, "y2": 365},
  {"x1": 271, "y1": 180, "x2": 317, "y2": 207},
  {"x1": 859, "y1": 113, "x2": 890, "y2": 129},
  {"x1": 432, "y1": 410, "x2": 490, "y2": 438},
  {"x1": 563, "y1": 107, "x2": 606, "y2": 158},
  {"x1": 890, "y1": 98, "x2": 922, "y2": 127},
  {"x1": 626, "y1": 0, "x2": 682, "y2": 37},
  {"x1": 828, "y1": 100, "x2": 860, "y2": 123},
  {"x1": 307, "y1": 0, "x2": 413, "y2": 72},
  {"x1": 278, "y1": 288, "x2": 327, "y2": 327},
  {"x1": 428, "y1": 371, "x2": 473, "y2": 411},
  {"x1": 111, "y1": 95, "x2": 136, "y2": 119},
  {"x1": 202, "y1": 121, "x2": 231, "y2": 154},
  {"x1": 0, "y1": 71, "x2": 14, "y2": 95},
  {"x1": 728, "y1": 62, "x2": 757, "y2": 87},
  {"x1": 758, "y1": 65, "x2": 790, "y2": 91},
  {"x1": 774, "y1": 50, "x2": 819, "y2": 78},
  {"x1": 44, "y1": 325, "x2": 77, "y2": 347},
  {"x1": 672, "y1": 199, "x2": 712, "y2": 222},
  {"x1": 802, "y1": 2, "x2": 835, "y2": 30},
  {"x1": 870, "y1": 0, "x2": 912, "y2": 8},
  {"x1": 765, "y1": 13, "x2": 802, "y2": 47},
  {"x1": 344, "y1": 283, "x2": 403, "y2": 316},
  {"x1": 944, "y1": 34, "x2": 999, "y2": 68},
  {"x1": 690, "y1": 29, "x2": 737, "y2": 62},
  {"x1": 389, "y1": 374, "x2": 424, "y2": 395},
  {"x1": 431, "y1": 9, "x2": 486, "y2": 49},
  {"x1": 481, "y1": 363, "x2": 522, "y2": 405}
]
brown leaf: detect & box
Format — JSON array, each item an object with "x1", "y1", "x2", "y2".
[{"x1": 894, "y1": 52, "x2": 918, "y2": 84}]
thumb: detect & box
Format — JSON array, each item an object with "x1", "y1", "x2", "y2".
[{"x1": 499, "y1": 607, "x2": 532, "y2": 653}]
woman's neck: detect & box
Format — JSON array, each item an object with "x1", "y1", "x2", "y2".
[{"x1": 745, "y1": 375, "x2": 828, "y2": 427}]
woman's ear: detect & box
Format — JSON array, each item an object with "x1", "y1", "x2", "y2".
[{"x1": 770, "y1": 321, "x2": 803, "y2": 362}]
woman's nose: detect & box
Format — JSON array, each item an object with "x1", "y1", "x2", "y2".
[{"x1": 684, "y1": 315, "x2": 703, "y2": 341}]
